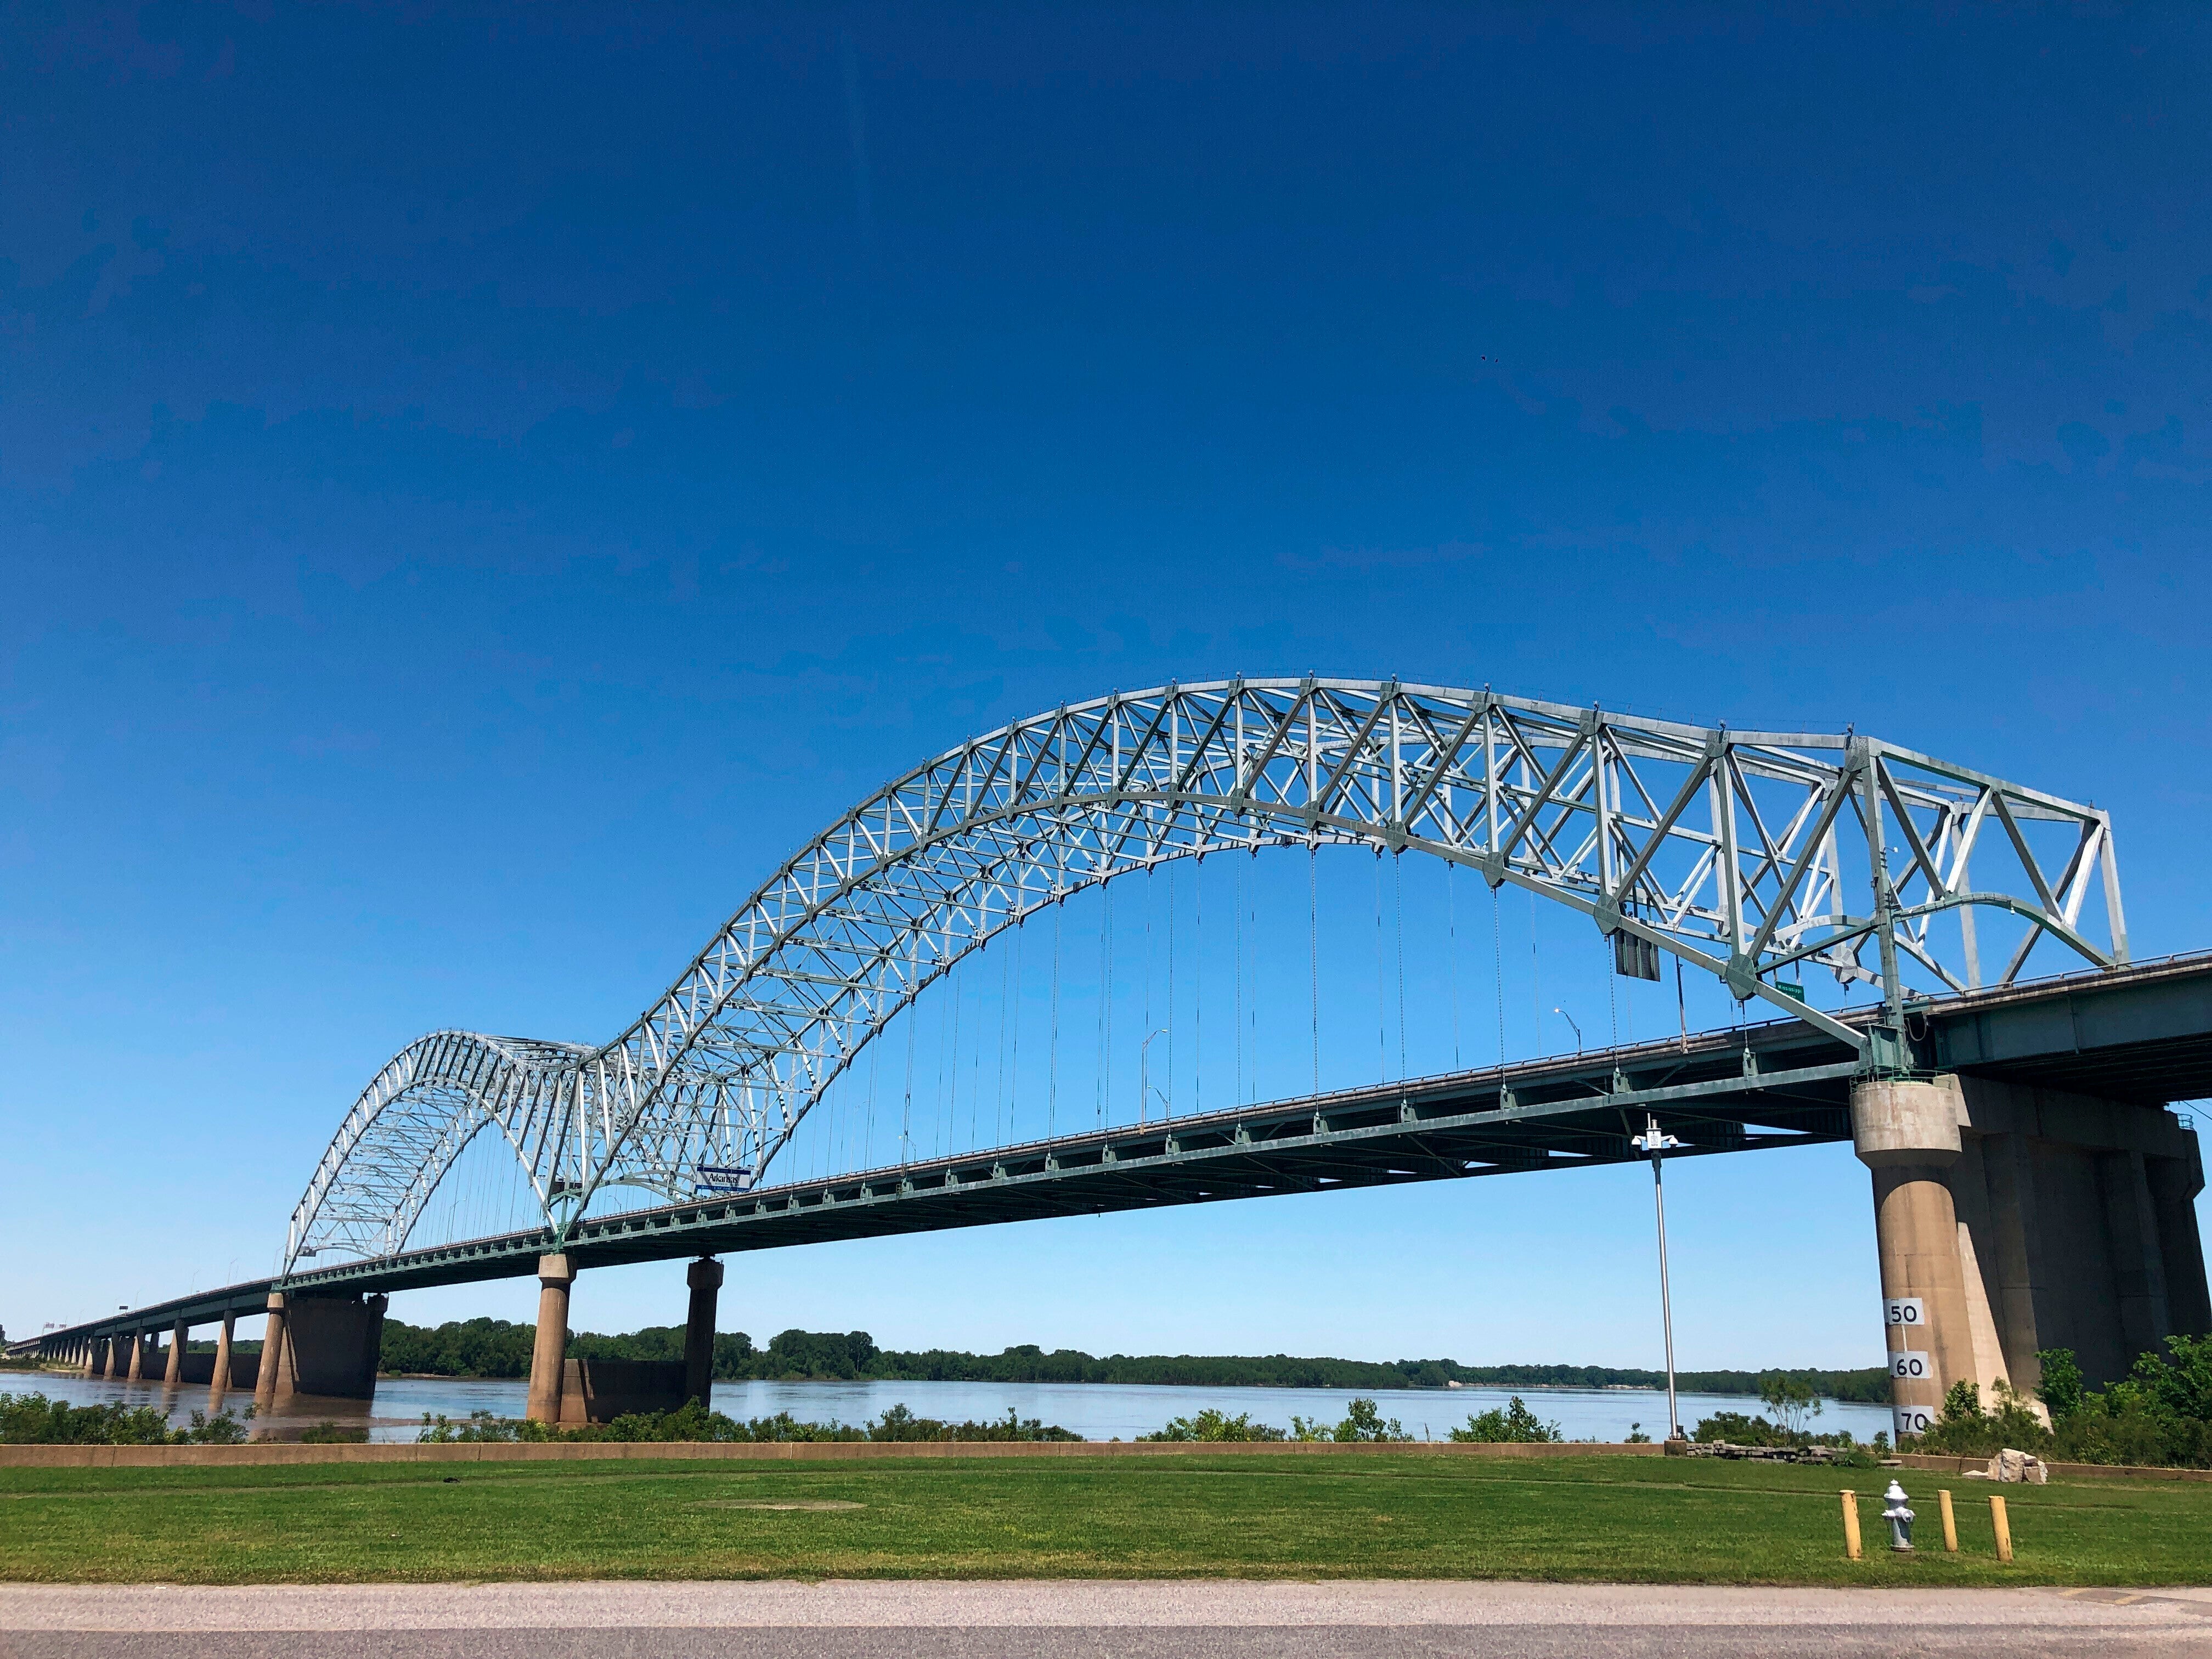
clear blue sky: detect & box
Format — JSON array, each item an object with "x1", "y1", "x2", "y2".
[{"x1": 5, "y1": 4, "x2": 2208, "y2": 1369}]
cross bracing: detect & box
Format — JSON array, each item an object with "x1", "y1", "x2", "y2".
[{"x1": 284, "y1": 678, "x2": 2126, "y2": 1274}]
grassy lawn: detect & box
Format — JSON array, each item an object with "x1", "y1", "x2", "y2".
[{"x1": 1, "y1": 1452, "x2": 2205, "y2": 1587}]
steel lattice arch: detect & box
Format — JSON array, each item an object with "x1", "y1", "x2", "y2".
[{"x1": 286, "y1": 678, "x2": 2128, "y2": 1273}]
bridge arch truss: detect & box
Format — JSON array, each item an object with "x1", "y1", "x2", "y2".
[{"x1": 286, "y1": 678, "x2": 2125, "y2": 1272}]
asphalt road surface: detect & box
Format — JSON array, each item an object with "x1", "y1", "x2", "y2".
[{"x1": 4, "y1": 1581, "x2": 2209, "y2": 1657}]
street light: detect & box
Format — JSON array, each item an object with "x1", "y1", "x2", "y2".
[
  {"x1": 1138, "y1": 1029, "x2": 1170, "y2": 1126},
  {"x1": 1632, "y1": 1113, "x2": 1685, "y2": 1441},
  {"x1": 1553, "y1": 1007, "x2": 1583, "y2": 1054}
]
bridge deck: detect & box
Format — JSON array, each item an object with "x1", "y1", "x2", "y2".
[{"x1": 24, "y1": 953, "x2": 2212, "y2": 1352}]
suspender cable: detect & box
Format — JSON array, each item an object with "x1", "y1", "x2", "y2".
[
  {"x1": 1098, "y1": 882, "x2": 1113, "y2": 1130},
  {"x1": 1143, "y1": 863, "x2": 1155, "y2": 1120},
  {"x1": 1006, "y1": 903, "x2": 1024, "y2": 1149},
  {"x1": 936, "y1": 963, "x2": 952, "y2": 1159},
  {"x1": 1166, "y1": 862, "x2": 1177, "y2": 1117},
  {"x1": 901, "y1": 969, "x2": 918, "y2": 1167},
  {"x1": 1308, "y1": 838, "x2": 1321, "y2": 1097},
  {"x1": 1194, "y1": 858, "x2": 1204, "y2": 1115},
  {"x1": 1048, "y1": 896, "x2": 1062, "y2": 1140},
  {"x1": 1492, "y1": 881, "x2": 1508, "y2": 1104},
  {"x1": 1373, "y1": 849, "x2": 1387, "y2": 1084},
  {"x1": 865, "y1": 1020, "x2": 881, "y2": 1169},
  {"x1": 971, "y1": 945, "x2": 985, "y2": 1147},
  {"x1": 1448, "y1": 861, "x2": 1462, "y2": 1069},
  {"x1": 1234, "y1": 855, "x2": 1245, "y2": 1107},
  {"x1": 1394, "y1": 851, "x2": 1407, "y2": 1081},
  {"x1": 1529, "y1": 890, "x2": 1542, "y2": 1058}
]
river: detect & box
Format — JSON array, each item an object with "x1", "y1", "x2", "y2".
[{"x1": 8, "y1": 1370, "x2": 1894, "y2": 1444}]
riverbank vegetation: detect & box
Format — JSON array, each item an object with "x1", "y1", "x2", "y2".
[
  {"x1": 377, "y1": 1317, "x2": 1888, "y2": 1400},
  {"x1": 2, "y1": 1450, "x2": 2205, "y2": 1587},
  {"x1": 1908, "y1": 1338, "x2": 2212, "y2": 1468},
  {"x1": 413, "y1": 1401, "x2": 1079, "y2": 1444},
  {"x1": 0, "y1": 1393, "x2": 247, "y2": 1446}
]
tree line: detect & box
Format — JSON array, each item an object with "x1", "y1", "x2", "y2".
[{"x1": 377, "y1": 1318, "x2": 1886, "y2": 1401}]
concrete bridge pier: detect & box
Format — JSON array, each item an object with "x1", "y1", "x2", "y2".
[
  {"x1": 526, "y1": 1254, "x2": 577, "y2": 1424},
  {"x1": 1854, "y1": 1071, "x2": 2209, "y2": 1440},
  {"x1": 208, "y1": 1313, "x2": 235, "y2": 1410},
  {"x1": 252, "y1": 1294, "x2": 289, "y2": 1413},
  {"x1": 684, "y1": 1256, "x2": 724, "y2": 1407},
  {"x1": 125, "y1": 1330, "x2": 145, "y2": 1383},
  {"x1": 163, "y1": 1318, "x2": 188, "y2": 1389},
  {"x1": 267, "y1": 1295, "x2": 388, "y2": 1408}
]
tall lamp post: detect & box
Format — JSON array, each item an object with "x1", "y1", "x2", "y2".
[{"x1": 1632, "y1": 1113, "x2": 1686, "y2": 1442}]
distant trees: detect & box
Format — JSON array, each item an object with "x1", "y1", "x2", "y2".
[{"x1": 374, "y1": 1317, "x2": 1886, "y2": 1405}]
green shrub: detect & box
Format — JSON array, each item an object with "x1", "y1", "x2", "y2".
[
  {"x1": 416, "y1": 1410, "x2": 521, "y2": 1443},
  {"x1": 1449, "y1": 1396, "x2": 1561, "y2": 1443},
  {"x1": 1895, "y1": 1340, "x2": 2212, "y2": 1469},
  {"x1": 2030, "y1": 1338, "x2": 2212, "y2": 1469},
  {"x1": 0, "y1": 1393, "x2": 247, "y2": 1446},
  {"x1": 1142, "y1": 1408, "x2": 1289, "y2": 1442}
]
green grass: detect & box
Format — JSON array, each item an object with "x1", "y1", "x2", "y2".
[{"x1": 1, "y1": 1452, "x2": 2205, "y2": 1586}]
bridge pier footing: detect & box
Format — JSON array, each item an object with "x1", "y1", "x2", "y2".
[
  {"x1": 526, "y1": 1254, "x2": 577, "y2": 1424},
  {"x1": 164, "y1": 1318, "x2": 188, "y2": 1389},
  {"x1": 684, "y1": 1256, "x2": 723, "y2": 1407},
  {"x1": 125, "y1": 1330, "x2": 144, "y2": 1383},
  {"x1": 1854, "y1": 1072, "x2": 2208, "y2": 1439}
]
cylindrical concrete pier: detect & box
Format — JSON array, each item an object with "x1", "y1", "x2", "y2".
[
  {"x1": 526, "y1": 1254, "x2": 577, "y2": 1424},
  {"x1": 684, "y1": 1256, "x2": 724, "y2": 1407},
  {"x1": 165, "y1": 1318, "x2": 188, "y2": 1388},
  {"x1": 125, "y1": 1330, "x2": 145, "y2": 1383},
  {"x1": 253, "y1": 1294, "x2": 290, "y2": 1414},
  {"x1": 1853, "y1": 1075, "x2": 1978, "y2": 1438},
  {"x1": 209, "y1": 1313, "x2": 235, "y2": 1409}
]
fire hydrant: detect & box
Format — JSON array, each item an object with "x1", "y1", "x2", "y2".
[{"x1": 1882, "y1": 1479, "x2": 1916, "y2": 1552}]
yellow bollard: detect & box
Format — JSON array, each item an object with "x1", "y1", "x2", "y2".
[
  {"x1": 1990, "y1": 1494, "x2": 2013, "y2": 1562},
  {"x1": 1841, "y1": 1488, "x2": 1863, "y2": 1560},
  {"x1": 1938, "y1": 1488, "x2": 1957, "y2": 1553}
]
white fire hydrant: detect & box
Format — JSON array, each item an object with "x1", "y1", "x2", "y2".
[{"x1": 1882, "y1": 1479, "x2": 1916, "y2": 1552}]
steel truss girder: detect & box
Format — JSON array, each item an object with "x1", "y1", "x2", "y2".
[{"x1": 285, "y1": 678, "x2": 2124, "y2": 1273}]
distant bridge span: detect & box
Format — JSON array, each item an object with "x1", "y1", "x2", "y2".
[{"x1": 18, "y1": 682, "x2": 2200, "y2": 1441}]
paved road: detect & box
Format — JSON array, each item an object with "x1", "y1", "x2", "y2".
[{"x1": 3, "y1": 1581, "x2": 2209, "y2": 1657}]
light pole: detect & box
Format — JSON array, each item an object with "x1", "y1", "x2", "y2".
[
  {"x1": 1632, "y1": 1113, "x2": 1685, "y2": 1442},
  {"x1": 1138, "y1": 1029, "x2": 1169, "y2": 1126},
  {"x1": 1553, "y1": 1007, "x2": 1583, "y2": 1054}
]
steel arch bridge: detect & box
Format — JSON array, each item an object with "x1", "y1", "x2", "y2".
[{"x1": 286, "y1": 678, "x2": 2127, "y2": 1275}]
